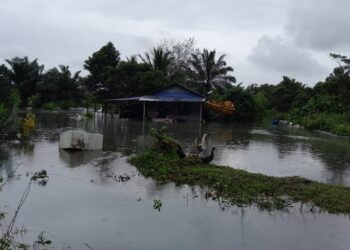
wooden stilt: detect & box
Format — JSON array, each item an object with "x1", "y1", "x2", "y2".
[{"x1": 143, "y1": 101, "x2": 146, "y2": 121}]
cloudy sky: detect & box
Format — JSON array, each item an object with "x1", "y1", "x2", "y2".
[{"x1": 1, "y1": 0, "x2": 349, "y2": 86}]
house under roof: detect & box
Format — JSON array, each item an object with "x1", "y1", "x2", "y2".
[{"x1": 104, "y1": 83, "x2": 206, "y2": 121}]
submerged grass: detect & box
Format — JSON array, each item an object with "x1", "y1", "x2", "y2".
[{"x1": 130, "y1": 149, "x2": 350, "y2": 214}]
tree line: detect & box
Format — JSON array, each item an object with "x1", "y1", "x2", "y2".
[
  {"x1": 1, "y1": 39, "x2": 350, "y2": 134},
  {"x1": 0, "y1": 38, "x2": 235, "y2": 109}
]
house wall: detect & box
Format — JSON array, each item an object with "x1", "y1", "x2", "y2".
[{"x1": 147, "y1": 102, "x2": 201, "y2": 121}]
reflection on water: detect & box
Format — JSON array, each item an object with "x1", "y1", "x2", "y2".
[
  {"x1": 17, "y1": 110, "x2": 350, "y2": 185},
  {"x1": 98, "y1": 114, "x2": 350, "y2": 186},
  {"x1": 0, "y1": 110, "x2": 350, "y2": 249}
]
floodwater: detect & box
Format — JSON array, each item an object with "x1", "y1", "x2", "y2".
[{"x1": 0, "y1": 110, "x2": 349, "y2": 249}]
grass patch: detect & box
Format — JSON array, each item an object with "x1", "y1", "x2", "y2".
[
  {"x1": 130, "y1": 149, "x2": 350, "y2": 214},
  {"x1": 275, "y1": 112, "x2": 350, "y2": 136},
  {"x1": 42, "y1": 102, "x2": 60, "y2": 111}
]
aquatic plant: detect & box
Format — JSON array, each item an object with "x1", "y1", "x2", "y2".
[
  {"x1": 0, "y1": 170, "x2": 52, "y2": 250},
  {"x1": 130, "y1": 134, "x2": 350, "y2": 214},
  {"x1": 153, "y1": 199, "x2": 162, "y2": 211},
  {"x1": 33, "y1": 232, "x2": 52, "y2": 248}
]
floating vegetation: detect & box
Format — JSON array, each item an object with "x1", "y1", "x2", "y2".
[
  {"x1": 33, "y1": 232, "x2": 52, "y2": 248},
  {"x1": 130, "y1": 133, "x2": 350, "y2": 214},
  {"x1": 116, "y1": 174, "x2": 131, "y2": 183},
  {"x1": 153, "y1": 199, "x2": 162, "y2": 211},
  {"x1": 0, "y1": 169, "x2": 52, "y2": 249},
  {"x1": 31, "y1": 170, "x2": 48, "y2": 181}
]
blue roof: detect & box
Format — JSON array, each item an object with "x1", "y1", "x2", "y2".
[{"x1": 106, "y1": 83, "x2": 206, "y2": 103}]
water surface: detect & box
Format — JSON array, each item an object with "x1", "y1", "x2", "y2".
[{"x1": 0, "y1": 110, "x2": 349, "y2": 249}]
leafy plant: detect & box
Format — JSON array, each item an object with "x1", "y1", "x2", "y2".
[
  {"x1": 153, "y1": 199, "x2": 162, "y2": 211},
  {"x1": 22, "y1": 113, "x2": 35, "y2": 140}
]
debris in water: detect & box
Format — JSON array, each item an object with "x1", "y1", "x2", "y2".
[
  {"x1": 153, "y1": 199, "x2": 162, "y2": 211},
  {"x1": 59, "y1": 130, "x2": 103, "y2": 150},
  {"x1": 31, "y1": 170, "x2": 48, "y2": 180},
  {"x1": 116, "y1": 174, "x2": 131, "y2": 183},
  {"x1": 38, "y1": 179, "x2": 48, "y2": 186}
]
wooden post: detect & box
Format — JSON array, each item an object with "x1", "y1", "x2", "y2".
[
  {"x1": 199, "y1": 102, "x2": 203, "y2": 122},
  {"x1": 104, "y1": 102, "x2": 108, "y2": 126},
  {"x1": 103, "y1": 101, "x2": 107, "y2": 115},
  {"x1": 143, "y1": 101, "x2": 146, "y2": 121}
]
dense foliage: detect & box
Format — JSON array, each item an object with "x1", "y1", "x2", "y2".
[{"x1": 0, "y1": 39, "x2": 350, "y2": 135}]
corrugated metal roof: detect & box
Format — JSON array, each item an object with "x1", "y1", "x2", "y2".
[
  {"x1": 105, "y1": 83, "x2": 206, "y2": 103},
  {"x1": 139, "y1": 96, "x2": 204, "y2": 102}
]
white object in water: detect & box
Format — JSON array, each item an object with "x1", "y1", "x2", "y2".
[
  {"x1": 70, "y1": 113, "x2": 83, "y2": 120},
  {"x1": 59, "y1": 130, "x2": 103, "y2": 150}
]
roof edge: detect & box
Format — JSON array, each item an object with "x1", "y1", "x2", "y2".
[{"x1": 149, "y1": 83, "x2": 205, "y2": 98}]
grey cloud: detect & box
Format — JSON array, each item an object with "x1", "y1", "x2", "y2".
[
  {"x1": 0, "y1": 3, "x2": 153, "y2": 72},
  {"x1": 0, "y1": 0, "x2": 342, "y2": 85},
  {"x1": 286, "y1": 0, "x2": 350, "y2": 50},
  {"x1": 249, "y1": 35, "x2": 326, "y2": 78}
]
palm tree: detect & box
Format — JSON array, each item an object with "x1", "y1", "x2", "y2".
[
  {"x1": 139, "y1": 47, "x2": 173, "y2": 74},
  {"x1": 6, "y1": 57, "x2": 44, "y2": 106},
  {"x1": 188, "y1": 49, "x2": 236, "y2": 96}
]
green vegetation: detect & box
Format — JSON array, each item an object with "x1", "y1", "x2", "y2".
[
  {"x1": 84, "y1": 111, "x2": 94, "y2": 119},
  {"x1": 130, "y1": 146, "x2": 350, "y2": 214},
  {"x1": 290, "y1": 113, "x2": 350, "y2": 136},
  {"x1": 0, "y1": 38, "x2": 350, "y2": 135},
  {"x1": 153, "y1": 199, "x2": 162, "y2": 211},
  {"x1": 21, "y1": 113, "x2": 35, "y2": 140}
]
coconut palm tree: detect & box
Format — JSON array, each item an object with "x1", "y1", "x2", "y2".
[
  {"x1": 139, "y1": 47, "x2": 173, "y2": 74},
  {"x1": 188, "y1": 49, "x2": 236, "y2": 96}
]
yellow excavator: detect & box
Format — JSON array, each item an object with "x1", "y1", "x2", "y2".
[{"x1": 204, "y1": 100, "x2": 235, "y2": 116}]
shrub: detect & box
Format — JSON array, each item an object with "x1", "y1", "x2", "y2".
[
  {"x1": 42, "y1": 102, "x2": 60, "y2": 111},
  {"x1": 332, "y1": 124, "x2": 350, "y2": 136},
  {"x1": 22, "y1": 112, "x2": 35, "y2": 140},
  {"x1": 84, "y1": 111, "x2": 94, "y2": 119}
]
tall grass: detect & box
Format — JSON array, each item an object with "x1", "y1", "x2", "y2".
[{"x1": 294, "y1": 113, "x2": 350, "y2": 136}]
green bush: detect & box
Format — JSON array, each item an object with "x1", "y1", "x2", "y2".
[
  {"x1": 292, "y1": 113, "x2": 350, "y2": 136},
  {"x1": 59, "y1": 100, "x2": 76, "y2": 110},
  {"x1": 84, "y1": 111, "x2": 94, "y2": 118},
  {"x1": 42, "y1": 102, "x2": 60, "y2": 111},
  {"x1": 0, "y1": 103, "x2": 9, "y2": 128},
  {"x1": 332, "y1": 124, "x2": 350, "y2": 136}
]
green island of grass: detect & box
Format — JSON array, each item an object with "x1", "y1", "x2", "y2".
[{"x1": 130, "y1": 148, "x2": 350, "y2": 214}]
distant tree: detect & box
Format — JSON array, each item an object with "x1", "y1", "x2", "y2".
[
  {"x1": 0, "y1": 64, "x2": 13, "y2": 108},
  {"x1": 5, "y1": 57, "x2": 43, "y2": 106},
  {"x1": 84, "y1": 42, "x2": 120, "y2": 101},
  {"x1": 38, "y1": 65, "x2": 81, "y2": 105},
  {"x1": 158, "y1": 38, "x2": 199, "y2": 83},
  {"x1": 188, "y1": 49, "x2": 236, "y2": 96},
  {"x1": 104, "y1": 60, "x2": 167, "y2": 98},
  {"x1": 139, "y1": 47, "x2": 173, "y2": 75},
  {"x1": 324, "y1": 53, "x2": 350, "y2": 109},
  {"x1": 271, "y1": 76, "x2": 305, "y2": 112},
  {"x1": 221, "y1": 84, "x2": 257, "y2": 121}
]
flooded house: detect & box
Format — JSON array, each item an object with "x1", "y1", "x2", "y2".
[{"x1": 104, "y1": 83, "x2": 206, "y2": 121}]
